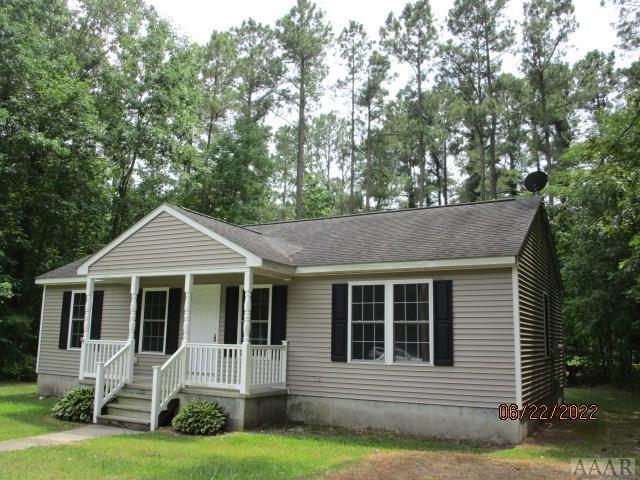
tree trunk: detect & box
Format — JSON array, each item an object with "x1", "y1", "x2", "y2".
[
  {"x1": 485, "y1": 32, "x2": 497, "y2": 200},
  {"x1": 478, "y1": 130, "x2": 486, "y2": 201},
  {"x1": 442, "y1": 137, "x2": 448, "y2": 205},
  {"x1": 295, "y1": 65, "x2": 306, "y2": 220},
  {"x1": 365, "y1": 106, "x2": 372, "y2": 211},
  {"x1": 416, "y1": 65, "x2": 426, "y2": 207},
  {"x1": 540, "y1": 70, "x2": 554, "y2": 204},
  {"x1": 349, "y1": 69, "x2": 356, "y2": 213}
]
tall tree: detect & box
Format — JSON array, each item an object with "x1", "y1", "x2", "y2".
[
  {"x1": 380, "y1": 0, "x2": 437, "y2": 207},
  {"x1": 446, "y1": 0, "x2": 514, "y2": 200},
  {"x1": 572, "y1": 50, "x2": 618, "y2": 115},
  {"x1": 521, "y1": 0, "x2": 577, "y2": 202},
  {"x1": 272, "y1": 125, "x2": 298, "y2": 220},
  {"x1": 233, "y1": 19, "x2": 284, "y2": 122},
  {"x1": 338, "y1": 21, "x2": 368, "y2": 213},
  {"x1": 357, "y1": 51, "x2": 391, "y2": 210},
  {"x1": 494, "y1": 73, "x2": 532, "y2": 196},
  {"x1": 276, "y1": 0, "x2": 332, "y2": 219}
]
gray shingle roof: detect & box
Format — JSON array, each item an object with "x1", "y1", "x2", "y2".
[
  {"x1": 37, "y1": 197, "x2": 542, "y2": 279},
  {"x1": 245, "y1": 197, "x2": 542, "y2": 266},
  {"x1": 175, "y1": 207, "x2": 296, "y2": 265},
  {"x1": 36, "y1": 256, "x2": 89, "y2": 280}
]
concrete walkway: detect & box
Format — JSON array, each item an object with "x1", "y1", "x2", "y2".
[{"x1": 0, "y1": 424, "x2": 141, "y2": 452}]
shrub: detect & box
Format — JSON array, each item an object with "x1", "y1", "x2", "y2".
[
  {"x1": 51, "y1": 388, "x2": 94, "y2": 423},
  {"x1": 172, "y1": 401, "x2": 226, "y2": 435}
]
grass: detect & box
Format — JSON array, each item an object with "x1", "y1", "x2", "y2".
[
  {"x1": 0, "y1": 384, "x2": 637, "y2": 479},
  {"x1": 0, "y1": 384, "x2": 73, "y2": 442}
]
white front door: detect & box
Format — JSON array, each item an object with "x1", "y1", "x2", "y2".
[{"x1": 189, "y1": 284, "x2": 221, "y2": 343}]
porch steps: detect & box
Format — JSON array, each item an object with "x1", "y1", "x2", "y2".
[{"x1": 97, "y1": 383, "x2": 156, "y2": 431}]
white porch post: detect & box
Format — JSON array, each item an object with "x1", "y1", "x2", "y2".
[
  {"x1": 79, "y1": 278, "x2": 95, "y2": 380},
  {"x1": 127, "y1": 275, "x2": 139, "y2": 383},
  {"x1": 182, "y1": 274, "x2": 193, "y2": 346},
  {"x1": 240, "y1": 269, "x2": 253, "y2": 394}
]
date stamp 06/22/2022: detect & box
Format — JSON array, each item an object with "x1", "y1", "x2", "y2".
[{"x1": 498, "y1": 403, "x2": 599, "y2": 421}]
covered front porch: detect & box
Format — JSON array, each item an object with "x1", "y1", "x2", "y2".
[{"x1": 76, "y1": 267, "x2": 289, "y2": 430}]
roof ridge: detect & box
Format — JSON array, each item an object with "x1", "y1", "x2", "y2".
[
  {"x1": 173, "y1": 205, "x2": 264, "y2": 235},
  {"x1": 243, "y1": 197, "x2": 537, "y2": 227}
]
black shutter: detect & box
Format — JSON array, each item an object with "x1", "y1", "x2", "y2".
[
  {"x1": 134, "y1": 290, "x2": 142, "y2": 352},
  {"x1": 270, "y1": 285, "x2": 288, "y2": 345},
  {"x1": 433, "y1": 280, "x2": 454, "y2": 366},
  {"x1": 331, "y1": 283, "x2": 348, "y2": 362},
  {"x1": 165, "y1": 288, "x2": 182, "y2": 354},
  {"x1": 58, "y1": 291, "x2": 72, "y2": 350},
  {"x1": 224, "y1": 286, "x2": 239, "y2": 344},
  {"x1": 90, "y1": 291, "x2": 104, "y2": 340}
]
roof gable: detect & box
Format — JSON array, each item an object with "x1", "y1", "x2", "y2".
[
  {"x1": 77, "y1": 204, "x2": 265, "y2": 275},
  {"x1": 88, "y1": 211, "x2": 247, "y2": 274}
]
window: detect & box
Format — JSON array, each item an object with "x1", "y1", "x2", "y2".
[
  {"x1": 350, "y1": 284, "x2": 385, "y2": 361},
  {"x1": 348, "y1": 279, "x2": 433, "y2": 365},
  {"x1": 238, "y1": 286, "x2": 272, "y2": 345},
  {"x1": 68, "y1": 291, "x2": 86, "y2": 349},
  {"x1": 393, "y1": 283, "x2": 430, "y2": 362},
  {"x1": 543, "y1": 292, "x2": 551, "y2": 357},
  {"x1": 140, "y1": 289, "x2": 169, "y2": 353}
]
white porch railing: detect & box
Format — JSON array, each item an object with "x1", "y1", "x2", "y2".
[
  {"x1": 82, "y1": 340, "x2": 127, "y2": 378},
  {"x1": 93, "y1": 342, "x2": 131, "y2": 423},
  {"x1": 250, "y1": 343, "x2": 287, "y2": 388},
  {"x1": 185, "y1": 343, "x2": 243, "y2": 389}
]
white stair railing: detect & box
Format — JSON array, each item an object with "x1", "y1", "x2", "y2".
[
  {"x1": 93, "y1": 342, "x2": 131, "y2": 423},
  {"x1": 150, "y1": 344, "x2": 187, "y2": 431},
  {"x1": 82, "y1": 340, "x2": 127, "y2": 378},
  {"x1": 250, "y1": 341, "x2": 288, "y2": 388}
]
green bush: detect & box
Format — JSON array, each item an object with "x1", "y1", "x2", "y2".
[
  {"x1": 172, "y1": 401, "x2": 226, "y2": 435},
  {"x1": 51, "y1": 388, "x2": 94, "y2": 423}
]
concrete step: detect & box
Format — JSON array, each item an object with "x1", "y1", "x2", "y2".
[
  {"x1": 115, "y1": 392, "x2": 152, "y2": 408},
  {"x1": 106, "y1": 404, "x2": 151, "y2": 421},
  {"x1": 120, "y1": 384, "x2": 152, "y2": 396},
  {"x1": 97, "y1": 414, "x2": 150, "y2": 431}
]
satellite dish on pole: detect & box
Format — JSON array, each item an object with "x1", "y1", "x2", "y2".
[{"x1": 523, "y1": 170, "x2": 548, "y2": 194}]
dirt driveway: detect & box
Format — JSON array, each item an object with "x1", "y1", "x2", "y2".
[{"x1": 324, "y1": 450, "x2": 571, "y2": 480}]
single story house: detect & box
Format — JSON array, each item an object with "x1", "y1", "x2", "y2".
[{"x1": 35, "y1": 197, "x2": 563, "y2": 444}]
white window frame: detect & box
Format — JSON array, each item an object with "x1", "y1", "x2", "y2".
[
  {"x1": 347, "y1": 279, "x2": 434, "y2": 366},
  {"x1": 138, "y1": 287, "x2": 170, "y2": 355},
  {"x1": 542, "y1": 291, "x2": 550, "y2": 358},
  {"x1": 67, "y1": 290, "x2": 87, "y2": 351},
  {"x1": 236, "y1": 284, "x2": 273, "y2": 345}
]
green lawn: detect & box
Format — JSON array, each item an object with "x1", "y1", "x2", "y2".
[
  {"x1": 0, "y1": 384, "x2": 73, "y2": 442},
  {"x1": 0, "y1": 384, "x2": 637, "y2": 479}
]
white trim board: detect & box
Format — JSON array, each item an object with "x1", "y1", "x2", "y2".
[
  {"x1": 76, "y1": 204, "x2": 264, "y2": 275},
  {"x1": 295, "y1": 256, "x2": 516, "y2": 275},
  {"x1": 36, "y1": 256, "x2": 517, "y2": 284},
  {"x1": 512, "y1": 265, "x2": 523, "y2": 408},
  {"x1": 36, "y1": 286, "x2": 46, "y2": 374}
]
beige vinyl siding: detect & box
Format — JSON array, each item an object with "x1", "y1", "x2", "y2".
[
  {"x1": 38, "y1": 284, "x2": 130, "y2": 377},
  {"x1": 286, "y1": 269, "x2": 516, "y2": 409},
  {"x1": 517, "y1": 211, "x2": 563, "y2": 404},
  {"x1": 89, "y1": 212, "x2": 246, "y2": 274}
]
